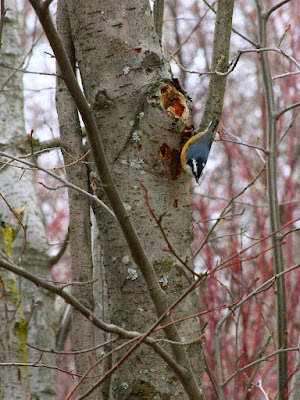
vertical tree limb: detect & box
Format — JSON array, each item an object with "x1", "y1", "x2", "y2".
[
  {"x1": 56, "y1": 0, "x2": 102, "y2": 398},
  {"x1": 153, "y1": 0, "x2": 164, "y2": 41},
  {"x1": 200, "y1": 0, "x2": 235, "y2": 130},
  {"x1": 255, "y1": 1, "x2": 288, "y2": 398}
]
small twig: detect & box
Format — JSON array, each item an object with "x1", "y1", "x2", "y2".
[
  {"x1": 0, "y1": 359, "x2": 83, "y2": 378},
  {"x1": 171, "y1": 9, "x2": 209, "y2": 57},
  {"x1": 281, "y1": 228, "x2": 300, "y2": 240},
  {"x1": 275, "y1": 101, "x2": 300, "y2": 120},
  {"x1": 277, "y1": 108, "x2": 300, "y2": 144},
  {"x1": 0, "y1": 61, "x2": 59, "y2": 77},
  {"x1": 277, "y1": 24, "x2": 291, "y2": 48},
  {"x1": 44, "y1": 277, "x2": 98, "y2": 290},
  {"x1": 170, "y1": 47, "x2": 300, "y2": 79},
  {"x1": 202, "y1": 0, "x2": 258, "y2": 47},
  {"x1": 48, "y1": 231, "x2": 69, "y2": 266},
  {"x1": 27, "y1": 336, "x2": 118, "y2": 355},
  {"x1": 0, "y1": 151, "x2": 116, "y2": 220},
  {"x1": 140, "y1": 183, "x2": 199, "y2": 278},
  {"x1": 217, "y1": 136, "x2": 267, "y2": 154},
  {"x1": 223, "y1": 347, "x2": 300, "y2": 389},
  {"x1": 251, "y1": 379, "x2": 270, "y2": 399},
  {"x1": 263, "y1": 0, "x2": 292, "y2": 20},
  {"x1": 273, "y1": 71, "x2": 300, "y2": 80},
  {"x1": 242, "y1": 336, "x2": 272, "y2": 400},
  {"x1": 194, "y1": 164, "x2": 266, "y2": 258}
]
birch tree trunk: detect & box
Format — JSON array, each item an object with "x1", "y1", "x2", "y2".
[
  {"x1": 0, "y1": 1, "x2": 57, "y2": 398},
  {"x1": 58, "y1": 0, "x2": 203, "y2": 398}
]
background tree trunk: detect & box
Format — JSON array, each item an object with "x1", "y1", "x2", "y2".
[
  {"x1": 56, "y1": 1, "x2": 102, "y2": 398},
  {"x1": 0, "y1": 1, "x2": 57, "y2": 398}
]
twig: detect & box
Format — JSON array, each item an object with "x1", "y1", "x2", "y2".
[
  {"x1": 275, "y1": 101, "x2": 300, "y2": 120},
  {"x1": 0, "y1": 61, "x2": 58, "y2": 77},
  {"x1": 242, "y1": 335, "x2": 272, "y2": 400},
  {"x1": 223, "y1": 346, "x2": 300, "y2": 388},
  {"x1": 194, "y1": 164, "x2": 266, "y2": 258},
  {"x1": 273, "y1": 71, "x2": 300, "y2": 80},
  {"x1": 263, "y1": 0, "x2": 292, "y2": 20},
  {"x1": 215, "y1": 262, "x2": 300, "y2": 395},
  {"x1": 44, "y1": 278, "x2": 98, "y2": 290},
  {"x1": 0, "y1": 151, "x2": 116, "y2": 220},
  {"x1": 141, "y1": 183, "x2": 199, "y2": 278},
  {"x1": 170, "y1": 47, "x2": 300, "y2": 79},
  {"x1": 27, "y1": 337, "x2": 118, "y2": 355},
  {"x1": 202, "y1": 0, "x2": 258, "y2": 47},
  {"x1": 216, "y1": 137, "x2": 267, "y2": 154}
]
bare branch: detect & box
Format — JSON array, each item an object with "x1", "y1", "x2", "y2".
[
  {"x1": 202, "y1": 0, "x2": 258, "y2": 47},
  {"x1": 273, "y1": 71, "x2": 300, "y2": 80},
  {"x1": 0, "y1": 151, "x2": 116, "y2": 220},
  {"x1": 194, "y1": 164, "x2": 266, "y2": 258},
  {"x1": 275, "y1": 101, "x2": 300, "y2": 120},
  {"x1": 264, "y1": 0, "x2": 292, "y2": 20},
  {"x1": 223, "y1": 346, "x2": 300, "y2": 388},
  {"x1": 215, "y1": 262, "x2": 300, "y2": 395}
]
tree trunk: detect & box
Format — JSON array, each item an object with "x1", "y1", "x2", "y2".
[
  {"x1": 63, "y1": 0, "x2": 203, "y2": 397},
  {"x1": 56, "y1": 1, "x2": 103, "y2": 398},
  {"x1": 0, "y1": 1, "x2": 56, "y2": 398}
]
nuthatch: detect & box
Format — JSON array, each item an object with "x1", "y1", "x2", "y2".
[{"x1": 180, "y1": 117, "x2": 219, "y2": 185}]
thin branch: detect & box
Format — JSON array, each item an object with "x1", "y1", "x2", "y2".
[
  {"x1": 171, "y1": 9, "x2": 209, "y2": 57},
  {"x1": 223, "y1": 346, "x2": 300, "y2": 388},
  {"x1": 27, "y1": 337, "x2": 118, "y2": 355},
  {"x1": 170, "y1": 47, "x2": 300, "y2": 79},
  {"x1": 273, "y1": 71, "x2": 300, "y2": 80},
  {"x1": 141, "y1": 183, "x2": 199, "y2": 278},
  {"x1": 275, "y1": 101, "x2": 300, "y2": 120},
  {"x1": 263, "y1": 0, "x2": 292, "y2": 20},
  {"x1": 0, "y1": 61, "x2": 58, "y2": 77},
  {"x1": 202, "y1": 0, "x2": 258, "y2": 47},
  {"x1": 48, "y1": 231, "x2": 69, "y2": 266},
  {"x1": 0, "y1": 151, "x2": 116, "y2": 220},
  {"x1": 215, "y1": 263, "x2": 300, "y2": 392},
  {"x1": 277, "y1": 108, "x2": 300, "y2": 144},
  {"x1": 242, "y1": 336, "x2": 273, "y2": 400},
  {"x1": 217, "y1": 137, "x2": 267, "y2": 154},
  {"x1": 194, "y1": 164, "x2": 266, "y2": 258}
]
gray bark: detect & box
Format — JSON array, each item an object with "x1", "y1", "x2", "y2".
[
  {"x1": 64, "y1": 0, "x2": 202, "y2": 398},
  {"x1": 56, "y1": 0, "x2": 102, "y2": 398},
  {"x1": 0, "y1": 1, "x2": 56, "y2": 398}
]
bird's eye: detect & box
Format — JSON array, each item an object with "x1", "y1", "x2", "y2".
[{"x1": 202, "y1": 162, "x2": 206, "y2": 168}]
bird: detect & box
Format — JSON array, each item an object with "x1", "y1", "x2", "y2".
[{"x1": 180, "y1": 117, "x2": 219, "y2": 185}]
